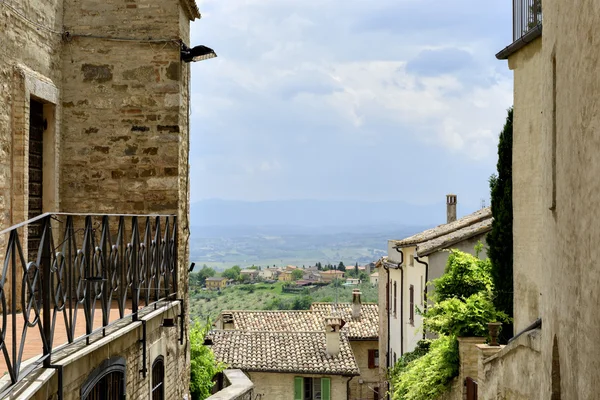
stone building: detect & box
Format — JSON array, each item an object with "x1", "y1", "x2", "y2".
[
  {"x1": 211, "y1": 293, "x2": 380, "y2": 400},
  {"x1": 464, "y1": 0, "x2": 600, "y2": 398},
  {"x1": 377, "y1": 195, "x2": 491, "y2": 394},
  {"x1": 0, "y1": 0, "x2": 211, "y2": 397}
]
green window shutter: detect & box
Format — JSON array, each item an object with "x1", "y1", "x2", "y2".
[
  {"x1": 294, "y1": 377, "x2": 304, "y2": 400},
  {"x1": 321, "y1": 377, "x2": 331, "y2": 400}
]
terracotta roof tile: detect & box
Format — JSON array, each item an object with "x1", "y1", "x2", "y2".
[
  {"x1": 310, "y1": 303, "x2": 379, "y2": 339},
  {"x1": 217, "y1": 304, "x2": 379, "y2": 340},
  {"x1": 208, "y1": 330, "x2": 359, "y2": 375}
]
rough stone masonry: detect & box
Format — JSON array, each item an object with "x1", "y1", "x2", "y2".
[{"x1": 0, "y1": 0, "x2": 200, "y2": 397}]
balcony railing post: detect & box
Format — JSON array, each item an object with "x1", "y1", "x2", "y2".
[
  {"x1": 132, "y1": 216, "x2": 139, "y2": 321},
  {"x1": 41, "y1": 215, "x2": 52, "y2": 367}
]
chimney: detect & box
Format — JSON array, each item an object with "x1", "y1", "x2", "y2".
[
  {"x1": 324, "y1": 316, "x2": 342, "y2": 356},
  {"x1": 446, "y1": 194, "x2": 457, "y2": 223},
  {"x1": 352, "y1": 289, "x2": 362, "y2": 318}
]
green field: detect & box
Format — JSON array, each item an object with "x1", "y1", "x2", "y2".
[{"x1": 188, "y1": 281, "x2": 378, "y2": 322}]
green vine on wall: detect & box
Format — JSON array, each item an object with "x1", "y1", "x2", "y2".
[
  {"x1": 389, "y1": 245, "x2": 509, "y2": 400},
  {"x1": 190, "y1": 321, "x2": 227, "y2": 400}
]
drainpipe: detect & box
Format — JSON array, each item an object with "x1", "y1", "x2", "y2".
[
  {"x1": 346, "y1": 376, "x2": 355, "y2": 400},
  {"x1": 414, "y1": 255, "x2": 429, "y2": 340},
  {"x1": 383, "y1": 262, "x2": 391, "y2": 374},
  {"x1": 400, "y1": 264, "x2": 404, "y2": 356},
  {"x1": 394, "y1": 247, "x2": 404, "y2": 356}
]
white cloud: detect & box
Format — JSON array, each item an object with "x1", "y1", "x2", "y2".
[{"x1": 189, "y1": 0, "x2": 514, "y2": 202}]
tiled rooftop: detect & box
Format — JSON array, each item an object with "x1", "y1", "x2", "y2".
[
  {"x1": 208, "y1": 330, "x2": 360, "y2": 376},
  {"x1": 391, "y1": 207, "x2": 492, "y2": 256},
  {"x1": 216, "y1": 303, "x2": 379, "y2": 340},
  {"x1": 311, "y1": 303, "x2": 379, "y2": 339}
]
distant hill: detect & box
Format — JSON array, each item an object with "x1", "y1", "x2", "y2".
[{"x1": 191, "y1": 199, "x2": 455, "y2": 228}]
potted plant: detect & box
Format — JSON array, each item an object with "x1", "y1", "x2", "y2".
[{"x1": 488, "y1": 321, "x2": 502, "y2": 346}]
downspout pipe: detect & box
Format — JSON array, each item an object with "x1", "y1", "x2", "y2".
[
  {"x1": 400, "y1": 263, "x2": 404, "y2": 356},
  {"x1": 414, "y1": 255, "x2": 429, "y2": 340},
  {"x1": 346, "y1": 376, "x2": 355, "y2": 400},
  {"x1": 394, "y1": 245, "x2": 405, "y2": 356},
  {"x1": 383, "y1": 263, "x2": 391, "y2": 375}
]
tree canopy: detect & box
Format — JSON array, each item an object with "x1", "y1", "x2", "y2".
[{"x1": 488, "y1": 107, "x2": 514, "y2": 341}]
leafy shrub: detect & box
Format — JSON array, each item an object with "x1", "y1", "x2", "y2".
[
  {"x1": 389, "y1": 340, "x2": 432, "y2": 378},
  {"x1": 432, "y1": 250, "x2": 494, "y2": 303},
  {"x1": 189, "y1": 321, "x2": 226, "y2": 400},
  {"x1": 390, "y1": 247, "x2": 510, "y2": 400},
  {"x1": 391, "y1": 335, "x2": 459, "y2": 400},
  {"x1": 423, "y1": 292, "x2": 509, "y2": 337}
]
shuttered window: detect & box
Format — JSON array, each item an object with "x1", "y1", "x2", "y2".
[
  {"x1": 294, "y1": 377, "x2": 303, "y2": 400},
  {"x1": 393, "y1": 281, "x2": 397, "y2": 317},
  {"x1": 295, "y1": 377, "x2": 330, "y2": 400},
  {"x1": 321, "y1": 377, "x2": 330, "y2": 400},
  {"x1": 368, "y1": 349, "x2": 379, "y2": 369}
]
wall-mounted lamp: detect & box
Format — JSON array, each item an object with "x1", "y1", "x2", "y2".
[
  {"x1": 181, "y1": 43, "x2": 217, "y2": 63},
  {"x1": 161, "y1": 305, "x2": 177, "y2": 328}
]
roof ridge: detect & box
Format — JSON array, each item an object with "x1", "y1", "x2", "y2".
[{"x1": 392, "y1": 207, "x2": 491, "y2": 247}]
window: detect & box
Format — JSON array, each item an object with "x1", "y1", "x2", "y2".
[
  {"x1": 374, "y1": 387, "x2": 380, "y2": 400},
  {"x1": 409, "y1": 284, "x2": 415, "y2": 325},
  {"x1": 386, "y1": 281, "x2": 390, "y2": 312},
  {"x1": 152, "y1": 356, "x2": 165, "y2": 400},
  {"x1": 368, "y1": 349, "x2": 379, "y2": 369},
  {"x1": 294, "y1": 377, "x2": 330, "y2": 400},
  {"x1": 393, "y1": 281, "x2": 397, "y2": 317},
  {"x1": 81, "y1": 357, "x2": 126, "y2": 400},
  {"x1": 420, "y1": 276, "x2": 423, "y2": 306}
]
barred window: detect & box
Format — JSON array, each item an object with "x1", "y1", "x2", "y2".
[{"x1": 152, "y1": 356, "x2": 165, "y2": 400}]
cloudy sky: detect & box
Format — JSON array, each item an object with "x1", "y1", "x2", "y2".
[{"x1": 189, "y1": 0, "x2": 513, "y2": 210}]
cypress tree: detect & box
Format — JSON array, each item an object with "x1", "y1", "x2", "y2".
[{"x1": 488, "y1": 107, "x2": 514, "y2": 341}]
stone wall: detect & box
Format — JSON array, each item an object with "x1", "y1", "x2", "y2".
[
  {"x1": 0, "y1": 0, "x2": 198, "y2": 395},
  {"x1": 508, "y1": 37, "x2": 544, "y2": 334},
  {"x1": 246, "y1": 371, "x2": 350, "y2": 400},
  {"x1": 2, "y1": 302, "x2": 186, "y2": 399},
  {"x1": 505, "y1": 0, "x2": 600, "y2": 397},
  {"x1": 348, "y1": 340, "x2": 380, "y2": 400},
  {"x1": 207, "y1": 369, "x2": 254, "y2": 400},
  {"x1": 476, "y1": 329, "x2": 542, "y2": 400}
]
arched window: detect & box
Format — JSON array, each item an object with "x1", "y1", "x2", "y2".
[
  {"x1": 81, "y1": 357, "x2": 126, "y2": 400},
  {"x1": 152, "y1": 355, "x2": 165, "y2": 400}
]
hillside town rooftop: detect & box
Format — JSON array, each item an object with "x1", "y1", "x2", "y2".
[{"x1": 208, "y1": 330, "x2": 360, "y2": 376}]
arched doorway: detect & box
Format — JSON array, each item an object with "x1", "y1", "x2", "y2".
[{"x1": 81, "y1": 357, "x2": 126, "y2": 400}]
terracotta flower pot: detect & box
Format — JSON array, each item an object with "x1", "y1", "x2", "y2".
[{"x1": 488, "y1": 322, "x2": 502, "y2": 346}]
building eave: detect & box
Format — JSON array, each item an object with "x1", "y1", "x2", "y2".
[
  {"x1": 180, "y1": 0, "x2": 201, "y2": 21},
  {"x1": 496, "y1": 24, "x2": 543, "y2": 60}
]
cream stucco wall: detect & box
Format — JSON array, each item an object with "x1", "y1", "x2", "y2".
[
  {"x1": 377, "y1": 264, "x2": 389, "y2": 394},
  {"x1": 502, "y1": 0, "x2": 600, "y2": 397},
  {"x1": 508, "y1": 37, "x2": 545, "y2": 334},
  {"x1": 383, "y1": 244, "x2": 426, "y2": 363},
  {"x1": 246, "y1": 372, "x2": 350, "y2": 400},
  {"x1": 348, "y1": 340, "x2": 380, "y2": 400}
]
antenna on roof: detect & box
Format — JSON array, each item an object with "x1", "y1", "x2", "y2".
[{"x1": 481, "y1": 198, "x2": 486, "y2": 209}]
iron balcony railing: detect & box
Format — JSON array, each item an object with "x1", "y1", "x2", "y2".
[
  {"x1": 0, "y1": 213, "x2": 177, "y2": 392},
  {"x1": 513, "y1": 0, "x2": 542, "y2": 41}
]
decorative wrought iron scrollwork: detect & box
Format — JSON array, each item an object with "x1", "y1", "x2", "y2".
[{"x1": 0, "y1": 213, "x2": 178, "y2": 392}]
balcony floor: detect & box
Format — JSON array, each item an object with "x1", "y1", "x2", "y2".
[{"x1": 0, "y1": 300, "x2": 137, "y2": 375}]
